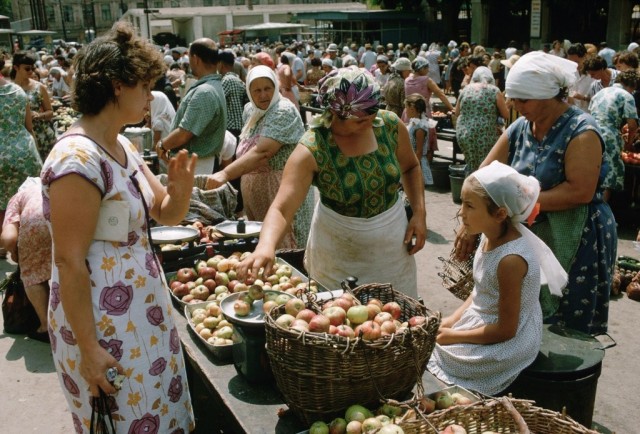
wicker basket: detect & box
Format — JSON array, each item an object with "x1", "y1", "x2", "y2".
[
  {"x1": 398, "y1": 396, "x2": 599, "y2": 434},
  {"x1": 264, "y1": 283, "x2": 441, "y2": 425},
  {"x1": 437, "y1": 247, "x2": 474, "y2": 300}
]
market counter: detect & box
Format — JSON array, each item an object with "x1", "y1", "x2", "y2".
[{"x1": 174, "y1": 308, "x2": 446, "y2": 434}]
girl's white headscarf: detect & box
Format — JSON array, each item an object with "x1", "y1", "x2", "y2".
[
  {"x1": 471, "y1": 66, "x2": 495, "y2": 85},
  {"x1": 473, "y1": 161, "x2": 568, "y2": 296},
  {"x1": 505, "y1": 51, "x2": 577, "y2": 100},
  {"x1": 240, "y1": 65, "x2": 281, "y2": 140}
]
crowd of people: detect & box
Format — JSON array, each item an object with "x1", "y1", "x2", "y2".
[{"x1": 2, "y1": 20, "x2": 640, "y2": 432}]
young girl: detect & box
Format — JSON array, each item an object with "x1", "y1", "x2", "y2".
[
  {"x1": 405, "y1": 93, "x2": 433, "y2": 186},
  {"x1": 427, "y1": 161, "x2": 567, "y2": 395}
]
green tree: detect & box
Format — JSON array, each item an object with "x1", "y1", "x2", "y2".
[{"x1": 0, "y1": 0, "x2": 12, "y2": 18}]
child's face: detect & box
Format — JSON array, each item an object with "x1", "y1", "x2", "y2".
[
  {"x1": 459, "y1": 183, "x2": 495, "y2": 235},
  {"x1": 405, "y1": 104, "x2": 419, "y2": 119}
]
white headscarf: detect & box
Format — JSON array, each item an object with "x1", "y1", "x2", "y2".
[
  {"x1": 240, "y1": 65, "x2": 281, "y2": 140},
  {"x1": 505, "y1": 51, "x2": 577, "y2": 100},
  {"x1": 471, "y1": 66, "x2": 495, "y2": 85},
  {"x1": 473, "y1": 161, "x2": 568, "y2": 296}
]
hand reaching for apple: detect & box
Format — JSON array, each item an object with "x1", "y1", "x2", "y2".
[
  {"x1": 235, "y1": 247, "x2": 275, "y2": 283},
  {"x1": 205, "y1": 172, "x2": 228, "y2": 191}
]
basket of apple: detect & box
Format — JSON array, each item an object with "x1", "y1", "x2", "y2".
[{"x1": 264, "y1": 282, "x2": 441, "y2": 426}]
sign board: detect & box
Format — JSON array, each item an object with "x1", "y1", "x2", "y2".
[{"x1": 530, "y1": 0, "x2": 541, "y2": 38}]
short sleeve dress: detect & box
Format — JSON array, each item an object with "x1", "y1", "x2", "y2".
[
  {"x1": 428, "y1": 235, "x2": 542, "y2": 396},
  {"x1": 25, "y1": 83, "x2": 57, "y2": 160},
  {"x1": 0, "y1": 82, "x2": 42, "y2": 209},
  {"x1": 41, "y1": 135, "x2": 195, "y2": 434},
  {"x1": 407, "y1": 116, "x2": 434, "y2": 185}
]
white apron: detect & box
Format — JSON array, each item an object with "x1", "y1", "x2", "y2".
[{"x1": 304, "y1": 197, "x2": 418, "y2": 299}]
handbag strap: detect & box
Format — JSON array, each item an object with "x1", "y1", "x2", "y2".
[{"x1": 90, "y1": 390, "x2": 116, "y2": 434}]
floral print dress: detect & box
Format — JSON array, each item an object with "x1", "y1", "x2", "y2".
[
  {"x1": 0, "y1": 82, "x2": 41, "y2": 209},
  {"x1": 25, "y1": 84, "x2": 57, "y2": 160},
  {"x1": 41, "y1": 135, "x2": 194, "y2": 434}
]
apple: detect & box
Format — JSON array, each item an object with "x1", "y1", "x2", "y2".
[
  {"x1": 234, "y1": 282, "x2": 249, "y2": 293},
  {"x1": 347, "y1": 305, "x2": 369, "y2": 326},
  {"x1": 227, "y1": 279, "x2": 239, "y2": 292},
  {"x1": 378, "y1": 424, "x2": 405, "y2": 434},
  {"x1": 215, "y1": 272, "x2": 230, "y2": 287},
  {"x1": 408, "y1": 316, "x2": 427, "y2": 328},
  {"x1": 206, "y1": 302, "x2": 221, "y2": 316},
  {"x1": 170, "y1": 280, "x2": 182, "y2": 290},
  {"x1": 191, "y1": 312, "x2": 207, "y2": 325},
  {"x1": 276, "y1": 265, "x2": 293, "y2": 278},
  {"x1": 192, "y1": 308, "x2": 207, "y2": 317},
  {"x1": 440, "y1": 425, "x2": 466, "y2": 434},
  {"x1": 345, "y1": 404, "x2": 373, "y2": 423},
  {"x1": 308, "y1": 314, "x2": 330, "y2": 333},
  {"x1": 263, "y1": 291, "x2": 279, "y2": 303},
  {"x1": 176, "y1": 268, "x2": 196, "y2": 283},
  {"x1": 275, "y1": 313, "x2": 296, "y2": 328},
  {"x1": 194, "y1": 277, "x2": 204, "y2": 286},
  {"x1": 380, "y1": 320, "x2": 397, "y2": 335},
  {"x1": 248, "y1": 284, "x2": 265, "y2": 300},
  {"x1": 309, "y1": 421, "x2": 329, "y2": 434},
  {"x1": 279, "y1": 281, "x2": 294, "y2": 291},
  {"x1": 216, "y1": 258, "x2": 231, "y2": 272},
  {"x1": 340, "y1": 293, "x2": 357, "y2": 304},
  {"x1": 346, "y1": 421, "x2": 362, "y2": 434},
  {"x1": 172, "y1": 283, "x2": 190, "y2": 298},
  {"x1": 203, "y1": 278, "x2": 217, "y2": 292},
  {"x1": 332, "y1": 297, "x2": 352, "y2": 312},
  {"x1": 367, "y1": 298, "x2": 383, "y2": 309},
  {"x1": 362, "y1": 417, "x2": 382, "y2": 432},
  {"x1": 289, "y1": 275, "x2": 303, "y2": 286},
  {"x1": 285, "y1": 287, "x2": 298, "y2": 296},
  {"x1": 206, "y1": 255, "x2": 225, "y2": 269},
  {"x1": 194, "y1": 322, "x2": 206, "y2": 334},
  {"x1": 199, "y1": 328, "x2": 213, "y2": 340},
  {"x1": 267, "y1": 274, "x2": 280, "y2": 285},
  {"x1": 290, "y1": 319, "x2": 310, "y2": 332},
  {"x1": 218, "y1": 319, "x2": 231, "y2": 328},
  {"x1": 182, "y1": 294, "x2": 195, "y2": 303},
  {"x1": 379, "y1": 403, "x2": 403, "y2": 418},
  {"x1": 358, "y1": 320, "x2": 382, "y2": 340},
  {"x1": 296, "y1": 308, "x2": 317, "y2": 323},
  {"x1": 191, "y1": 285, "x2": 210, "y2": 301},
  {"x1": 436, "y1": 393, "x2": 454, "y2": 410},
  {"x1": 418, "y1": 397, "x2": 436, "y2": 414},
  {"x1": 233, "y1": 300, "x2": 251, "y2": 316},
  {"x1": 382, "y1": 302, "x2": 402, "y2": 320},
  {"x1": 275, "y1": 293, "x2": 291, "y2": 306},
  {"x1": 263, "y1": 300, "x2": 278, "y2": 314},
  {"x1": 329, "y1": 417, "x2": 347, "y2": 434},
  {"x1": 198, "y1": 266, "x2": 217, "y2": 280},
  {"x1": 237, "y1": 292, "x2": 253, "y2": 305},
  {"x1": 376, "y1": 415, "x2": 391, "y2": 426},
  {"x1": 202, "y1": 316, "x2": 220, "y2": 329},
  {"x1": 451, "y1": 393, "x2": 473, "y2": 405},
  {"x1": 227, "y1": 269, "x2": 237, "y2": 281},
  {"x1": 284, "y1": 298, "x2": 305, "y2": 316},
  {"x1": 214, "y1": 285, "x2": 229, "y2": 296},
  {"x1": 186, "y1": 281, "x2": 196, "y2": 291},
  {"x1": 214, "y1": 325, "x2": 233, "y2": 339},
  {"x1": 323, "y1": 306, "x2": 347, "y2": 326},
  {"x1": 374, "y1": 312, "x2": 394, "y2": 325},
  {"x1": 334, "y1": 324, "x2": 355, "y2": 339},
  {"x1": 366, "y1": 303, "x2": 381, "y2": 320}
]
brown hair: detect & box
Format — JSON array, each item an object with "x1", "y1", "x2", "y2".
[
  {"x1": 71, "y1": 21, "x2": 165, "y2": 115},
  {"x1": 405, "y1": 93, "x2": 427, "y2": 116}
]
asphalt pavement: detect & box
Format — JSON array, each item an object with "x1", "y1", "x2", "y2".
[{"x1": 1, "y1": 142, "x2": 639, "y2": 433}]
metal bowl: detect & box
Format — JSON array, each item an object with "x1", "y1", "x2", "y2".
[
  {"x1": 150, "y1": 226, "x2": 199, "y2": 245},
  {"x1": 220, "y1": 290, "x2": 294, "y2": 328},
  {"x1": 215, "y1": 220, "x2": 262, "y2": 239}
]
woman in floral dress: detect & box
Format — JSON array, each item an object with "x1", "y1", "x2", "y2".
[
  {"x1": 0, "y1": 58, "x2": 40, "y2": 255},
  {"x1": 206, "y1": 65, "x2": 313, "y2": 249},
  {"x1": 11, "y1": 52, "x2": 57, "y2": 160},
  {"x1": 455, "y1": 66, "x2": 509, "y2": 175},
  {"x1": 41, "y1": 22, "x2": 196, "y2": 433}
]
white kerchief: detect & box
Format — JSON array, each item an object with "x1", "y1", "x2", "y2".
[
  {"x1": 473, "y1": 161, "x2": 567, "y2": 296},
  {"x1": 505, "y1": 51, "x2": 577, "y2": 100},
  {"x1": 240, "y1": 65, "x2": 281, "y2": 140}
]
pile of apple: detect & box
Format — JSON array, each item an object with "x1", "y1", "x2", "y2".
[
  {"x1": 417, "y1": 390, "x2": 473, "y2": 415},
  {"x1": 232, "y1": 285, "x2": 299, "y2": 317},
  {"x1": 169, "y1": 251, "x2": 316, "y2": 305},
  {"x1": 272, "y1": 292, "x2": 428, "y2": 340},
  {"x1": 308, "y1": 403, "x2": 406, "y2": 434},
  {"x1": 188, "y1": 301, "x2": 234, "y2": 347}
]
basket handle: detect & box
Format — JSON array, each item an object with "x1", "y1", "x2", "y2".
[{"x1": 497, "y1": 397, "x2": 531, "y2": 434}]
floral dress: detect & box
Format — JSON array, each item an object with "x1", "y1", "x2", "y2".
[
  {"x1": 0, "y1": 82, "x2": 42, "y2": 209},
  {"x1": 507, "y1": 106, "x2": 617, "y2": 334},
  {"x1": 456, "y1": 83, "x2": 502, "y2": 174},
  {"x1": 41, "y1": 135, "x2": 194, "y2": 434},
  {"x1": 407, "y1": 116, "x2": 433, "y2": 185},
  {"x1": 588, "y1": 83, "x2": 638, "y2": 191},
  {"x1": 25, "y1": 83, "x2": 57, "y2": 160},
  {"x1": 236, "y1": 98, "x2": 313, "y2": 248}
]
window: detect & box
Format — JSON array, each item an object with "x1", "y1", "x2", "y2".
[
  {"x1": 153, "y1": 1, "x2": 163, "y2": 7},
  {"x1": 46, "y1": 4, "x2": 56, "y2": 23},
  {"x1": 63, "y1": 5, "x2": 74, "y2": 22},
  {"x1": 203, "y1": 0, "x2": 213, "y2": 6},
  {"x1": 136, "y1": 2, "x2": 145, "y2": 8},
  {"x1": 101, "y1": 4, "x2": 111, "y2": 22}
]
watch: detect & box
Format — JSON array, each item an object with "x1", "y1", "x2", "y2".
[{"x1": 157, "y1": 140, "x2": 167, "y2": 153}]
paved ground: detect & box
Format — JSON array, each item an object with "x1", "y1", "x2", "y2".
[{"x1": 1, "y1": 144, "x2": 639, "y2": 433}]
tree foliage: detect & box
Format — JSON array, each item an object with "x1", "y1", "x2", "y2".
[{"x1": 0, "y1": 0, "x2": 12, "y2": 18}]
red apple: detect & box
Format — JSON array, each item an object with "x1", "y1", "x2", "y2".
[
  {"x1": 334, "y1": 324, "x2": 355, "y2": 338},
  {"x1": 418, "y1": 397, "x2": 436, "y2": 414},
  {"x1": 195, "y1": 260, "x2": 208, "y2": 273},
  {"x1": 374, "y1": 312, "x2": 393, "y2": 325},
  {"x1": 198, "y1": 266, "x2": 217, "y2": 280},
  {"x1": 290, "y1": 319, "x2": 309, "y2": 332},
  {"x1": 285, "y1": 298, "x2": 305, "y2": 317},
  {"x1": 366, "y1": 303, "x2": 381, "y2": 320},
  {"x1": 191, "y1": 284, "x2": 210, "y2": 301},
  {"x1": 170, "y1": 280, "x2": 182, "y2": 290},
  {"x1": 296, "y1": 308, "x2": 317, "y2": 323},
  {"x1": 358, "y1": 320, "x2": 382, "y2": 340},
  {"x1": 289, "y1": 276, "x2": 303, "y2": 286},
  {"x1": 215, "y1": 272, "x2": 230, "y2": 287},
  {"x1": 322, "y1": 306, "x2": 347, "y2": 327},
  {"x1": 408, "y1": 316, "x2": 427, "y2": 327},
  {"x1": 308, "y1": 314, "x2": 331, "y2": 333},
  {"x1": 176, "y1": 268, "x2": 196, "y2": 283},
  {"x1": 262, "y1": 300, "x2": 278, "y2": 314},
  {"x1": 172, "y1": 283, "x2": 190, "y2": 298},
  {"x1": 380, "y1": 320, "x2": 397, "y2": 335},
  {"x1": 367, "y1": 298, "x2": 383, "y2": 309},
  {"x1": 382, "y1": 302, "x2": 402, "y2": 320},
  {"x1": 227, "y1": 279, "x2": 239, "y2": 292},
  {"x1": 332, "y1": 297, "x2": 352, "y2": 312},
  {"x1": 203, "y1": 279, "x2": 217, "y2": 292}
]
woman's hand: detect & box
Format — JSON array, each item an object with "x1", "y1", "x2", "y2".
[
  {"x1": 79, "y1": 343, "x2": 124, "y2": 397},
  {"x1": 165, "y1": 150, "x2": 197, "y2": 201},
  {"x1": 205, "y1": 172, "x2": 227, "y2": 190},
  {"x1": 453, "y1": 224, "x2": 479, "y2": 262},
  {"x1": 405, "y1": 213, "x2": 427, "y2": 255},
  {"x1": 235, "y1": 246, "x2": 276, "y2": 282}
]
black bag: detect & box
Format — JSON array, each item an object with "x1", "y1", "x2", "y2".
[
  {"x1": 1, "y1": 268, "x2": 39, "y2": 334},
  {"x1": 90, "y1": 390, "x2": 117, "y2": 434}
]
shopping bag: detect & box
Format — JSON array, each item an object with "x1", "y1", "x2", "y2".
[{"x1": 1, "y1": 268, "x2": 38, "y2": 334}]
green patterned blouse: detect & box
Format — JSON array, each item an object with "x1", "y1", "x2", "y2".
[{"x1": 301, "y1": 110, "x2": 401, "y2": 218}]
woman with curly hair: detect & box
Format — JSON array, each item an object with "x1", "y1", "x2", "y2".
[
  {"x1": 41, "y1": 21, "x2": 196, "y2": 433},
  {"x1": 236, "y1": 67, "x2": 427, "y2": 298}
]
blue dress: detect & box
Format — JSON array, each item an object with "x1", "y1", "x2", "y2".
[
  {"x1": 407, "y1": 116, "x2": 433, "y2": 186},
  {"x1": 506, "y1": 105, "x2": 617, "y2": 334}
]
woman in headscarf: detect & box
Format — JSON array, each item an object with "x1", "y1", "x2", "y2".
[
  {"x1": 206, "y1": 65, "x2": 312, "y2": 249},
  {"x1": 402, "y1": 56, "x2": 454, "y2": 164},
  {"x1": 455, "y1": 66, "x2": 510, "y2": 174},
  {"x1": 235, "y1": 67, "x2": 427, "y2": 298},
  {"x1": 456, "y1": 52, "x2": 617, "y2": 335}
]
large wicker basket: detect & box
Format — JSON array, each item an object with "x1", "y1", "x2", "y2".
[
  {"x1": 264, "y1": 283, "x2": 440, "y2": 425},
  {"x1": 398, "y1": 396, "x2": 598, "y2": 434}
]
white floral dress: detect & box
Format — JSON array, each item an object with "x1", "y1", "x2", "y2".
[{"x1": 41, "y1": 134, "x2": 194, "y2": 434}]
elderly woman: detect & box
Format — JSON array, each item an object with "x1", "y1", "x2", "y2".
[
  {"x1": 236, "y1": 67, "x2": 427, "y2": 298},
  {"x1": 403, "y1": 56, "x2": 454, "y2": 163},
  {"x1": 206, "y1": 65, "x2": 312, "y2": 249},
  {"x1": 455, "y1": 66, "x2": 509, "y2": 174},
  {"x1": 41, "y1": 21, "x2": 196, "y2": 432},
  {"x1": 458, "y1": 52, "x2": 617, "y2": 334}
]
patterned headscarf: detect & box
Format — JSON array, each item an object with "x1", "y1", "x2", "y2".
[
  {"x1": 316, "y1": 66, "x2": 381, "y2": 120},
  {"x1": 471, "y1": 66, "x2": 495, "y2": 85}
]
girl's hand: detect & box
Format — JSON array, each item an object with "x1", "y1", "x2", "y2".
[
  {"x1": 79, "y1": 344, "x2": 124, "y2": 397},
  {"x1": 436, "y1": 327, "x2": 458, "y2": 345},
  {"x1": 166, "y1": 150, "x2": 197, "y2": 201},
  {"x1": 453, "y1": 225, "x2": 479, "y2": 262}
]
